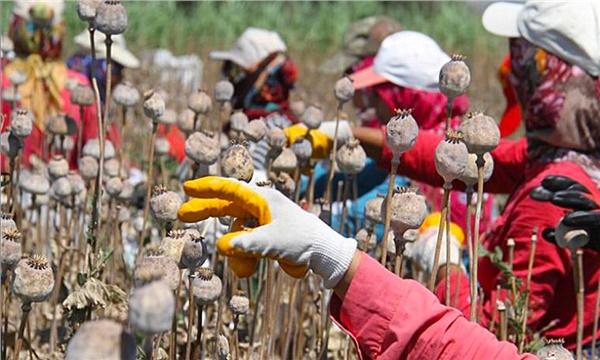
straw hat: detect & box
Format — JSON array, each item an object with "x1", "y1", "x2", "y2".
[{"x1": 73, "y1": 30, "x2": 140, "y2": 69}]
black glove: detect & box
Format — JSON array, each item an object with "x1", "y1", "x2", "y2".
[{"x1": 530, "y1": 175, "x2": 600, "y2": 252}]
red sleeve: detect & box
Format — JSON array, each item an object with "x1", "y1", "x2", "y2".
[
  {"x1": 379, "y1": 126, "x2": 529, "y2": 194},
  {"x1": 330, "y1": 253, "x2": 538, "y2": 360}
]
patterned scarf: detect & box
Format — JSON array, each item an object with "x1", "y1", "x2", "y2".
[{"x1": 9, "y1": 13, "x2": 64, "y2": 60}]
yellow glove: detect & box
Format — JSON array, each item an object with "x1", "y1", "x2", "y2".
[
  {"x1": 283, "y1": 124, "x2": 332, "y2": 159},
  {"x1": 178, "y1": 176, "x2": 357, "y2": 288}
]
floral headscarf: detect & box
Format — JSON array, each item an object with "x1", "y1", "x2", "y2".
[{"x1": 9, "y1": 10, "x2": 65, "y2": 60}]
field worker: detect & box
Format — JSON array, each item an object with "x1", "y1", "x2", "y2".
[{"x1": 1, "y1": 0, "x2": 104, "y2": 169}]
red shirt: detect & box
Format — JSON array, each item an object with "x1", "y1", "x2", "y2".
[{"x1": 380, "y1": 130, "x2": 600, "y2": 350}]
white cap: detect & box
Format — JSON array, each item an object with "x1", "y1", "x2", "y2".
[
  {"x1": 209, "y1": 27, "x2": 287, "y2": 69},
  {"x1": 350, "y1": 31, "x2": 450, "y2": 92},
  {"x1": 482, "y1": 1, "x2": 600, "y2": 77},
  {"x1": 13, "y1": 0, "x2": 64, "y2": 24},
  {"x1": 74, "y1": 30, "x2": 140, "y2": 69}
]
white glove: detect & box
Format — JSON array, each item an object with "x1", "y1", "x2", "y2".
[
  {"x1": 178, "y1": 176, "x2": 357, "y2": 288},
  {"x1": 408, "y1": 225, "x2": 462, "y2": 275},
  {"x1": 318, "y1": 120, "x2": 353, "y2": 143}
]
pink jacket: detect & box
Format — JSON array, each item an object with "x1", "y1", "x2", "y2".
[{"x1": 330, "y1": 253, "x2": 537, "y2": 360}]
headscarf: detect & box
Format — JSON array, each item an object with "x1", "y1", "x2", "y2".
[
  {"x1": 9, "y1": 6, "x2": 64, "y2": 60},
  {"x1": 497, "y1": 54, "x2": 522, "y2": 138},
  {"x1": 509, "y1": 37, "x2": 600, "y2": 185}
]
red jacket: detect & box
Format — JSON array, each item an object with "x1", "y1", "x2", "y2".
[
  {"x1": 380, "y1": 130, "x2": 600, "y2": 350},
  {"x1": 331, "y1": 252, "x2": 538, "y2": 359}
]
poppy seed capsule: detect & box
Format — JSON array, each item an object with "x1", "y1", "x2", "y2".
[
  {"x1": 460, "y1": 153, "x2": 494, "y2": 187},
  {"x1": 386, "y1": 108, "x2": 419, "y2": 159},
  {"x1": 180, "y1": 231, "x2": 207, "y2": 269},
  {"x1": 229, "y1": 291, "x2": 250, "y2": 315},
  {"x1": 52, "y1": 177, "x2": 73, "y2": 198},
  {"x1": 267, "y1": 126, "x2": 287, "y2": 150},
  {"x1": 382, "y1": 188, "x2": 428, "y2": 236},
  {"x1": 118, "y1": 180, "x2": 133, "y2": 201},
  {"x1": 45, "y1": 114, "x2": 71, "y2": 136},
  {"x1": 355, "y1": 228, "x2": 376, "y2": 252},
  {"x1": 334, "y1": 76, "x2": 355, "y2": 104},
  {"x1": 434, "y1": 131, "x2": 469, "y2": 184},
  {"x1": 290, "y1": 100, "x2": 306, "y2": 119},
  {"x1": 78, "y1": 155, "x2": 99, "y2": 180},
  {"x1": 149, "y1": 185, "x2": 182, "y2": 224},
  {"x1": 93, "y1": 0, "x2": 128, "y2": 36},
  {"x1": 157, "y1": 108, "x2": 177, "y2": 126},
  {"x1": 439, "y1": 54, "x2": 471, "y2": 100},
  {"x1": 105, "y1": 177, "x2": 123, "y2": 198},
  {"x1": 160, "y1": 229, "x2": 185, "y2": 264},
  {"x1": 214, "y1": 80, "x2": 234, "y2": 103},
  {"x1": 364, "y1": 193, "x2": 385, "y2": 224},
  {"x1": 142, "y1": 90, "x2": 165, "y2": 120},
  {"x1": 336, "y1": 138, "x2": 366, "y2": 175},
  {"x1": 112, "y1": 81, "x2": 140, "y2": 107},
  {"x1": 66, "y1": 319, "x2": 136, "y2": 360},
  {"x1": 301, "y1": 105, "x2": 324, "y2": 130},
  {"x1": 536, "y1": 339, "x2": 573, "y2": 360},
  {"x1": 177, "y1": 109, "x2": 196, "y2": 135},
  {"x1": 216, "y1": 335, "x2": 230, "y2": 360},
  {"x1": 82, "y1": 138, "x2": 115, "y2": 159},
  {"x1": 20, "y1": 173, "x2": 49, "y2": 195},
  {"x1": 275, "y1": 172, "x2": 295, "y2": 196},
  {"x1": 291, "y1": 137, "x2": 313, "y2": 164},
  {"x1": 190, "y1": 268, "x2": 222, "y2": 306},
  {"x1": 129, "y1": 279, "x2": 175, "y2": 335},
  {"x1": 67, "y1": 171, "x2": 86, "y2": 195},
  {"x1": 185, "y1": 131, "x2": 220, "y2": 164},
  {"x1": 230, "y1": 111, "x2": 249, "y2": 133},
  {"x1": 103, "y1": 158, "x2": 120, "y2": 178},
  {"x1": 154, "y1": 136, "x2": 171, "y2": 157},
  {"x1": 187, "y1": 89, "x2": 212, "y2": 114},
  {"x1": 12, "y1": 255, "x2": 54, "y2": 303},
  {"x1": 8, "y1": 70, "x2": 27, "y2": 86},
  {"x1": 71, "y1": 84, "x2": 94, "y2": 106},
  {"x1": 1, "y1": 228, "x2": 22, "y2": 269},
  {"x1": 10, "y1": 108, "x2": 33, "y2": 139},
  {"x1": 459, "y1": 112, "x2": 500, "y2": 156},
  {"x1": 135, "y1": 253, "x2": 180, "y2": 291},
  {"x1": 48, "y1": 155, "x2": 69, "y2": 180},
  {"x1": 272, "y1": 147, "x2": 297, "y2": 174},
  {"x1": 221, "y1": 144, "x2": 254, "y2": 182},
  {"x1": 245, "y1": 118, "x2": 268, "y2": 142},
  {"x1": 54, "y1": 135, "x2": 75, "y2": 152},
  {"x1": 77, "y1": 0, "x2": 101, "y2": 22},
  {"x1": 1, "y1": 213, "x2": 17, "y2": 231}
]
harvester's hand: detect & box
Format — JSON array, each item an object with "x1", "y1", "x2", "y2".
[
  {"x1": 530, "y1": 175, "x2": 600, "y2": 252},
  {"x1": 283, "y1": 120, "x2": 353, "y2": 159},
  {"x1": 178, "y1": 176, "x2": 357, "y2": 288}
]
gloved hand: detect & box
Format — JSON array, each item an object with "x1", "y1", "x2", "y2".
[
  {"x1": 178, "y1": 176, "x2": 357, "y2": 288},
  {"x1": 407, "y1": 212, "x2": 465, "y2": 275},
  {"x1": 530, "y1": 175, "x2": 600, "y2": 252},
  {"x1": 283, "y1": 120, "x2": 353, "y2": 159}
]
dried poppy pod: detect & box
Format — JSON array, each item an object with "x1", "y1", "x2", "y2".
[
  {"x1": 355, "y1": 228, "x2": 376, "y2": 252},
  {"x1": 434, "y1": 131, "x2": 469, "y2": 184},
  {"x1": 301, "y1": 105, "x2": 324, "y2": 130},
  {"x1": 10, "y1": 108, "x2": 33, "y2": 140},
  {"x1": 189, "y1": 267, "x2": 222, "y2": 306},
  {"x1": 157, "y1": 108, "x2": 177, "y2": 126},
  {"x1": 149, "y1": 185, "x2": 182, "y2": 225},
  {"x1": 153, "y1": 137, "x2": 170, "y2": 158},
  {"x1": 1, "y1": 213, "x2": 17, "y2": 231},
  {"x1": 180, "y1": 231, "x2": 208, "y2": 270},
  {"x1": 1, "y1": 228, "x2": 22, "y2": 269},
  {"x1": 160, "y1": 229, "x2": 187, "y2": 264},
  {"x1": 214, "y1": 80, "x2": 235, "y2": 103},
  {"x1": 459, "y1": 111, "x2": 500, "y2": 156},
  {"x1": 291, "y1": 137, "x2": 313, "y2": 165},
  {"x1": 12, "y1": 255, "x2": 54, "y2": 303},
  {"x1": 439, "y1": 54, "x2": 471, "y2": 100},
  {"x1": 46, "y1": 114, "x2": 76, "y2": 136},
  {"x1": 135, "y1": 252, "x2": 180, "y2": 291},
  {"x1": 142, "y1": 90, "x2": 165, "y2": 121},
  {"x1": 9, "y1": 70, "x2": 27, "y2": 86},
  {"x1": 267, "y1": 126, "x2": 287, "y2": 150},
  {"x1": 245, "y1": 118, "x2": 268, "y2": 142},
  {"x1": 70, "y1": 84, "x2": 94, "y2": 106},
  {"x1": 275, "y1": 172, "x2": 295, "y2": 196},
  {"x1": 94, "y1": 0, "x2": 128, "y2": 36},
  {"x1": 129, "y1": 278, "x2": 175, "y2": 335},
  {"x1": 67, "y1": 171, "x2": 86, "y2": 195},
  {"x1": 221, "y1": 143, "x2": 254, "y2": 182},
  {"x1": 364, "y1": 193, "x2": 385, "y2": 224},
  {"x1": 334, "y1": 76, "x2": 355, "y2": 104},
  {"x1": 290, "y1": 100, "x2": 306, "y2": 119},
  {"x1": 187, "y1": 89, "x2": 212, "y2": 114},
  {"x1": 460, "y1": 153, "x2": 494, "y2": 188},
  {"x1": 54, "y1": 134, "x2": 75, "y2": 152},
  {"x1": 177, "y1": 109, "x2": 196, "y2": 135},
  {"x1": 185, "y1": 130, "x2": 220, "y2": 164},
  {"x1": 103, "y1": 158, "x2": 120, "y2": 178},
  {"x1": 77, "y1": 0, "x2": 101, "y2": 22},
  {"x1": 1, "y1": 132, "x2": 19, "y2": 158},
  {"x1": 113, "y1": 81, "x2": 140, "y2": 107},
  {"x1": 386, "y1": 109, "x2": 419, "y2": 159},
  {"x1": 79, "y1": 155, "x2": 99, "y2": 180},
  {"x1": 117, "y1": 180, "x2": 134, "y2": 201},
  {"x1": 229, "y1": 290, "x2": 250, "y2": 315},
  {"x1": 47, "y1": 155, "x2": 69, "y2": 180},
  {"x1": 82, "y1": 138, "x2": 116, "y2": 159},
  {"x1": 272, "y1": 147, "x2": 298, "y2": 174},
  {"x1": 536, "y1": 339, "x2": 573, "y2": 360},
  {"x1": 336, "y1": 138, "x2": 366, "y2": 175},
  {"x1": 105, "y1": 177, "x2": 123, "y2": 198},
  {"x1": 216, "y1": 335, "x2": 230, "y2": 360},
  {"x1": 230, "y1": 111, "x2": 249, "y2": 134},
  {"x1": 66, "y1": 319, "x2": 136, "y2": 360},
  {"x1": 20, "y1": 173, "x2": 49, "y2": 195},
  {"x1": 52, "y1": 177, "x2": 73, "y2": 198},
  {"x1": 382, "y1": 187, "x2": 428, "y2": 237}
]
